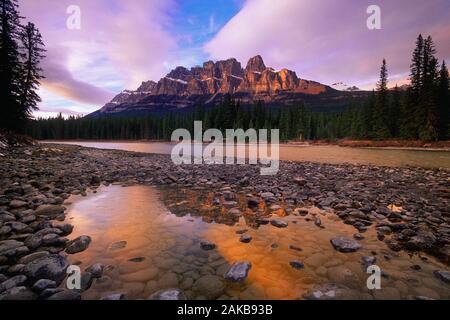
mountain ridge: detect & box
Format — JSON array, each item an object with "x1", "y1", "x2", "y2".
[{"x1": 91, "y1": 55, "x2": 369, "y2": 116}]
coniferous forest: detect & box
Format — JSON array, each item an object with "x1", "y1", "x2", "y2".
[
  {"x1": 25, "y1": 34, "x2": 449, "y2": 142},
  {"x1": 1, "y1": 0, "x2": 448, "y2": 143}
]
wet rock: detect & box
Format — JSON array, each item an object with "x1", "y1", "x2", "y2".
[
  {"x1": 9, "y1": 199, "x2": 27, "y2": 209},
  {"x1": 55, "y1": 223, "x2": 74, "y2": 236},
  {"x1": 361, "y1": 256, "x2": 377, "y2": 268},
  {"x1": 0, "y1": 240, "x2": 29, "y2": 257},
  {"x1": 193, "y1": 275, "x2": 225, "y2": 299},
  {"x1": 86, "y1": 263, "x2": 104, "y2": 278},
  {"x1": 47, "y1": 289, "x2": 81, "y2": 300},
  {"x1": 109, "y1": 240, "x2": 127, "y2": 250},
  {"x1": 247, "y1": 198, "x2": 259, "y2": 209},
  {"x1": 239, "y1": 235, "x2": 252, "y2": 243},
  {"x1": 23, "y1": 254, "x2": 69, "y2": 284},
  {"x1": 101, "y1": 293, "x2": 125, "y2": 300},
  {"x1": 330, "y1": 237, "x2": 362, "y2": 253},
  {"x1": 289, "y1": 244, "x2": 302, "y2": 252},
  {"x1": 0, "y1": 275, "x2": 27, "y2": 293},
  {"x1": 314, "y1": 217, "x2": 323, "y2": 228},
  {"x1": 65, "y1": 235, "x2": 91, "y2": 254},
  {"x1": 303, "y1": 283, "x2": 352, "y2": 300},
  {"x1": 289, "y1": 260, "x2": 305, "y2": 270},
  {"x1": 433, "y1": 270, "x2": 450, "y2": 284},
  {"x1": 34, "y1": 205, "x2": 64, "y2": 218},
  {"x1": 24, "y1": 228, "x2": 62, "y2": 250},
  {"x1": 200, "y1": 240, "x2": 216, "y2": 251},
  {"x1": 353, "y1": 233, "x2": 364, "y2": 240},
  {"x1": 149, "y1": 288, "x2": 186, "y2": 300},
  {"x1": 0, "y1": 286, "x2": 37, "y2": 300},
  {"x1": 270, "y1": 219, "x2": 288, "y2": 228},
  {"x1": 236, "y1": 229, "x2": 248, "y2": 235},
  {"x1": 224, "y1": 261, "x2": 252, "y2": 282},
  {"x1": 79, "y1": 272, "x2": 93, "y2": 292},
  {"x1": 256, "y1": 218, "x2": 270, "y2": 225},
  {"x1": 32, "y1": 279, "x2": 57, "y2": 292}
]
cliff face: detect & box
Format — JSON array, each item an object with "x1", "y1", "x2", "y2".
[{"x1": 94, "y1": 55, "x2": 336, "y2": 116}]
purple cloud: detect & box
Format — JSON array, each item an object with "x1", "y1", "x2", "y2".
[{"x1": 204, "y1": 0, "x2": 450, "y2": 89}]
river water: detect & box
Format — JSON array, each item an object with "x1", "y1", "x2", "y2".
[
  {"x1": 45, "y1": 141, "x2": 450, "y2": 168},
  {"x1": 63, "y1": 185, "x2": 450, "y2": 300}
]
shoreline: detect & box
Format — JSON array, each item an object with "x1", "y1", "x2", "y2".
[
  {"x1": 0, "y1": 143, "x2": 449, "y2": 300},
  {"x1": 36, "y1": 139, "x2": 450, "y2": 152}
]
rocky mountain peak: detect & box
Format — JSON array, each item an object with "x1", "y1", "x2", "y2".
[{"x1": 245, "y1": 55, "x2": 266, "y2": 73}]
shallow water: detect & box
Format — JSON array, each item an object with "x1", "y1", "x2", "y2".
[
  {"x1": 46, "y1": 141, "x2": 450, "y2": 169},
  {"x1": 63, "y1": 185, "x2": 450, "y2": 300}
]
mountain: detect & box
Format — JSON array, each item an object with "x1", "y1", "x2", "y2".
[
  {"x1": 91, "y1": 55, "x2": 369, "y2": 116},
  {"x1": 330, "y1": 82, "x2": 361, "y2": 92}
]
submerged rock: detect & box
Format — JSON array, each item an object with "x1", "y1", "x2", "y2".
[
  {"x1": 200, "y1": 240, "x2": 216, "y2": 251},
  {"x1": 65, "y1": 235, "x2": 91, "y2": 254},
  {"x1": 330, "y1": 237, "x2": 362, "y2": 253},
  {"x1": 149, "y1": 288, "x2": 186, "y2": 300},
  {"x1": 109, "y1": 240, "x2": 127, "y2": 250},
  {"x1": 433, "y1": 270, "x2": 450, "y2": 284},
  {"x1": 224, "y1": 261, "x2": 252, "y2": 282},
  {"x1": 289, "y1": 260, "x2": 305, "y2": 270},
  {"x1": 270, "y1": 219, "x2": 288, "y2": 228},
  {"x1": 193, "y1": 275, "x2": 225, "y2": 299},
  {"x1": 239, "y1": 235, "x2": 252, "y2": 243}
]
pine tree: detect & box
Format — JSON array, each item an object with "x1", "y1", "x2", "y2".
[
  {"x1": 419, "y1": 36, "x2": 439, "y2": 141},
  {"x1": 0, "y1": 0, "x2": 23, "y2": 131},
  {"x1": 372, "y1": 59, "x2": 390, "y2": 139},
  {"x1": 437, "y1": 60, "x2": 449, "y2": 139},
  {"x1": 19, "y1": 22, "x2": 45, "y2": 123},
  {"x1": 388, "y1": 85, "x2": 401, "y2": 137}
]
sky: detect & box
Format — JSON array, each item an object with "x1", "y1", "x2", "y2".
[{"x1": 18, "y1": 0, "x2": 450, "y2": 118}]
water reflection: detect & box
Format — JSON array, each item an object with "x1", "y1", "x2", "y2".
[{"x1": 64, "y1": 185, "x2": 450, "y2": 300}]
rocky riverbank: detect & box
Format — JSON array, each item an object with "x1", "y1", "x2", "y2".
[{"x1": 0, "y1": 143, "x2": 449, "y2": 300}]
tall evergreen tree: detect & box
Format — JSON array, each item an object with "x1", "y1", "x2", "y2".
[
  {"x1": 419, "y1": 36, "x2": 439, "y2": 141},
  {"x1": 373, "y1": 59, "x2": 390, "y2": 139},
  {"x1": 437, "y1": 60, "x2": 449, "y2": 139},
  {"x1": 19, "y1": 22, "x2": 45, "y2": 123},
  {"x1": 0, "y1": 0, "x2": 22, "y2": 131}
]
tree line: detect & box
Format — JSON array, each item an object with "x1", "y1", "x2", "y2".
[{"x1": 0, "y1": 0, "x2": 45, "y2": 132}]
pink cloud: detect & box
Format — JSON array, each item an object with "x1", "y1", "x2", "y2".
[
  {"x1": 204, "y1": 0, "x2": 450, "y2": 89},
  {"x1": 19, "y1": 0, "x2": 178, "y2": 110}
]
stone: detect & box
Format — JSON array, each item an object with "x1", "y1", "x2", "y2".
[
  {"x1": 65, "y1": 235, "x2": 91, "y2": 254},
  {"x1": 303, "y1": 284, "x2": 351, "y2": 300},
  {"x1": 0, "y1": 286, "x2": 37, "y2": 300},
  {"x1": 23, "y1": 254, "x2": 69, "y2": 284},
  {"x1": 0, "y1": 240, "x2": 28, "y2": 257},
  {"x1": 289, "y1": 260, "x2": 305, "y2": 270},
  {"x1": 361, "y1": 256, "x2": 377, "y2": 268},
  {"x1": 353, "y1": 233, "x2": 365, "y2": 240},
  {"x1": 289, "y1": 244, "x2": 302, "y2": 252},
  {"x1": 9, "y1": 200, "x2": 28, "y2": 209},
  {"x1": 330, "y1": 237, "x2": 362, "y2": 253},
  {"x1": 149, "y1": 288, "x2": 186, "y2": 300},
  {"x1": 0, "y1": 275, "x2": 27, "y2": 293},
  {"x1": 433, "y1": 270, "x2": 450, "y2": 284},
  {"x1": 109, "y1": 240, "x2": 127, "y2": 250},
  {"x1": 86, "y1": 263, "x2": 104, "y2": 278},
  {"x1": 193, "y1": 275, "x2": 225, "y2": 299},
  {"x1": 32, "y1": 279, "x2": 57, "y2": 292},
  {"x1": 47, "y1": 289, "x2": 81, "y2": 300},
  {"x1": 200, "y1": 240, "x2": 216, "y2": 251},
  {"x1": 101, "y1": 293, "x2": 125, "y2": 300},
  {"x1": 224, "y1": 261, "x2": 252, "y2": 282},
  {"x1": 270, "y1": 219, "x2": 288, "y2": 228},
  {"x1": 34, "y1": 205, "x2": 64, "y2": 218},
  {"x1": 239, "y1": 235, "x2": 252, "y2": 243}
]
